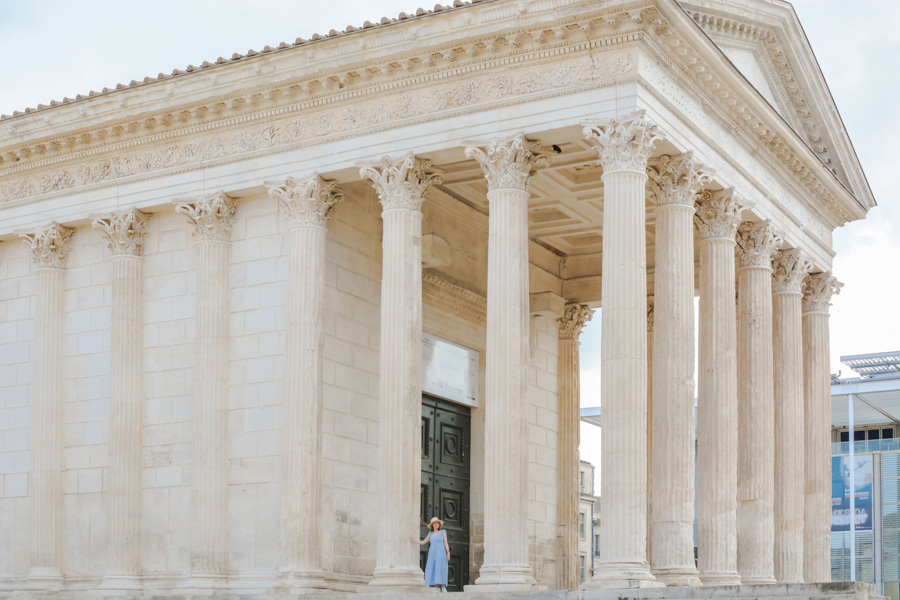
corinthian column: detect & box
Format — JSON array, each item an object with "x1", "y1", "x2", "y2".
[
  {"x1": 467, "y1": 135, "x2": 551, "y2": 590},
  {"x1": 735, "y1": 220, "x2": 782, "y2": 585},
  {"x1": 802, "y1": 273, "x2": 842, "y2": 583},
  {"x1": 172, "y1": 192, "x2": 237, "y2": 589},
  {"x1": 360, "y1": 153, "x2": 441, "y2": 588},
  {"x1": 93, "y1": 208, "x2": 148, "y2": 592},
  {"x1": 266, "y1": 174, "x2": 342, "y2": 591},
  {"x1": 557, "y1": 304, "x2": 594, "y2": 591},
  {"x1": 772, "y1": 249, "x2": 813, "y2": 583},
  {"x1": 694, "y1": 189, "x2": 744, "y2": 585},
  {"x1": 646, "y1": 153, "x2": 709, "y2": 587},
  {"x1": 582, "y1": 110, "x2": 662, "y2": 589},
  {"x1": 20, "y1": 223, "x2": 74, "y2": 590}
]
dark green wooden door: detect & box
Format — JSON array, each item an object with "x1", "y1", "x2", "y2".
[{"x1": 420, "y1": 394, "x2": 470, "y2": 591}]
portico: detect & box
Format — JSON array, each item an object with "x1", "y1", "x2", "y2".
[{"x1": 0, "y1": 0, "x2": 874, "y2": 597}]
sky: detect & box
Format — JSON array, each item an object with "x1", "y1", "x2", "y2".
[{"x1": 0, "y1": 0, "x2": 897, "y2": 485}]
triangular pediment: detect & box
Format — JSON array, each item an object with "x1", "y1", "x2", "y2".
[{"x1": 679, "y1": 0, "x2": 875, "y2": 210}]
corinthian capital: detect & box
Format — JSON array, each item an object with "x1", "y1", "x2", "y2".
[
  {"x1": 558, "y1": 304, "x2": 594, "y2": 341},
  {"x1": 20, "y1": 222, "x2": 74, "y2": 269},
  {"x1": 173, "y1": 191, "x2": 237, "y2": 242},
  {"x1": 359, "y1": 152, "x2": 442, "y2": 212},
  {"x1": 464, "y1": 134, "x2": 553, "y2": 192},
  {"x1": 582, "y1": 109, "x2": 663, "y2": 173},
  {"x1": 266, "y1": 173, "x2": 343, "y2": 228},
  {"x1": 735, "y1": 221, "x2": 782, "y2": 269},
  {"x1": 772, "y1": 248, "x2": 814, "y2": 294},
  {"x1": 694, "y1": 189, "x2": 747, "y2": 241},
  {"x1": 647, "y1": 152, "x2": 712, "y2": 207},
  {"x1": 802, "y1": 272, "x2": 843, "y2": 314},
  {"x1": 92, "y1": 207, "x2": 149, "y2": 257}
]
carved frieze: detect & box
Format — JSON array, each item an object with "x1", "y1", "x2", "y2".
[
  {"x1": 558, "y1": 304, "x2": 594, "y2": 341},
  {"x1": 266, "y1": 173, "x2": 343, "y2": 228},
  {"x1": 173, "y1": 191, "x2": 237, "y2": 241},
  {"x1": 422, "y1": 271, "x2": 486, "y2": 325},
  {"x1": 359, "y1": 153, "x2": 443, "y2": 212},
  {"x1": 772, "y1": 248, "x2": 813, "y2": 294},
  {"x1": 583, "y1": 109, "x2": 663, "y2": 174},
  {"x1": 92, "y1": 207, "x2": 149, "y2": 257},
  {"x1": 20, "y1": 222, "x2": 74, "y2": 269},
  {"x1": 646, "y1": 152, "x2": 712, "y2": 207},
  {"x1": 802, "y1": 272, "x2": 843, "y2": 314},
  {"x1": 735, "y1": 220, "x2": 782, "y2": 269},
  {"x1": 694, "y1": 189, "x2": 746, "y2": 241},
  {"x1": 465, "y1": 134, "x2": 553, "y2": 192}
]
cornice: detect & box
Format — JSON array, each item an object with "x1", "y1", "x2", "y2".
[{"x1": 423, "y1": 270, "x2": 487, "y2": 325}]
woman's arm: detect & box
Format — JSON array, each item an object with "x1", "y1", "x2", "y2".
[
  {"x1": 409, "y1": 535, "x2": 429, "y2": 546},
  {"x1": 443, "y1": 531, "x2": 450, "y2": 556}
]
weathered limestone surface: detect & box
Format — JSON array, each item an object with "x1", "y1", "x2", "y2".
[
  {"x1": 694, "y1": 190, "x2": 744, "y2": 586},
  {"x1": 735, "y1": 221, "x2": 782, "y2": 586},
  {"x1": 771, "y1": 249, "x2": 813, "y2": 583},
  {"x1": 173, "y1": 192, "x2": 237, "y2": 589},
  {"x1": 467, "y1": 135, "x2": 551, "y2": 590},
  {"x1": 266, "y1": 175, "x2": 342, "y2": 591},
  {"x1": 647, "y1": 153, "x2": 708, "y2": 587},
  {"x1": 361, "y1": 154, "x2": 441, "y2": 588},
  {"x1": 92, "y1": 208, "x2": 149, "y2": 592},
  {"x1": 557, "y1": 304, "x2": 593, "y2": 591},
  {"x1": 802, "y1": 273, "x2": 842, "y2": 583},
  {"x1": 19, "y1": 224, "x2": 73, "y2": 590},
  {"x1": 582, "y1": 111, "x2": 661, "y2": 589}
]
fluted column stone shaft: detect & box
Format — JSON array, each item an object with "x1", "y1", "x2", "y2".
[
  {"x1": 772, "y1": 249, "x2": 813, "y2": 583},
  {"x1": 583, "y1": 111, "x2": 662, "y2": 589},
  {"x1": 173, "y1": 192, "x2": 237, "y2": 587},
  {"x1": 267, "y1": 175, "x2": 342, "y2": 590},
  {"x1": 21, "y1": 223, "x2": 74, "y2": 589},
  {"x1": 647, "y1": 153, "x2": 709, "y2": 587},
  {"x1": 802, "y1": 273, "x2": 842, "y2": 583},
  {"x1": 557, "y1": 305, "x2": 594, "y2": 591},
  {"x1": 736, "y1": 221, "x2": 782, "y2": 585},
  {"x1": 93, "y1": 208, "x2": 148, "y2": 591},
  {"x1": 467, "y1": 135, "x2": 551, "y2": 589},
  {"x1": 694, "y1": 190, "x2": 744, "y2": 585},
  {"x1": 361, "y1": 154, "x2": 441, "y2": 587}
]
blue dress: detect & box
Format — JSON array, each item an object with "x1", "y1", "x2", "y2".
[{"x1": 424, "y1": 530, "x2": 449, "y2": 587}]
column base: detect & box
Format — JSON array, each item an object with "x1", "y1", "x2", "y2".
[
  {"x1": 473, "y1": 563, "x2": 536, "y2": 589},
  {"x1": 98, "y1": 572, "x2": 143, "y2": 594},
  {"x1": 366, "y1": 566, "x2": 425, "y2": 588},
  {"x1": 741, "y1": 576, "x2": 778, "y2": 585},
  {"x1": 177, "y1": 572, "x2": 230, "y2": 594},
  {"x1": 26, "y1": 567, "x2": 63, "y2": 591},
  {"x1": 278, "y1": 570, "x2": 330, "y2": 594},
  {"x1": 700, "y1": 572, "x2": 742, "y2": 586},
  {"x1": 652, "y1": 567, "x2": 702, "y2": 587},
  {"x1": 583, "y1": 561, "x2": 663, "y2": 590}
]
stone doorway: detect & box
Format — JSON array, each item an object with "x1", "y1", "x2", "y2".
[{"x1": 420, "y1": 394, "x2": 471, "y2": 592}]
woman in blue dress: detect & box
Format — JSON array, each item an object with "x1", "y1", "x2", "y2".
[{"x1": 410, "y1": 516, "x2": 450, "y2": 592}]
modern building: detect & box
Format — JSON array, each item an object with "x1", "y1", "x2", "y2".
[
  {"x1": 578, "y1": 460, "x2": 600, "y2": 584},
  {"x1": 0, "y1": 0, "x2": 873, "y2": 597},
  {"x1": 830, "y1": 351, "x2": 900, "y2": 599}
]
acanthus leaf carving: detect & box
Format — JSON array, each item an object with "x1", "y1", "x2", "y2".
[
  {"x1": 173, "y1": 191, "x2": 237, "y2": 242},
  {"x1": 694, "y1": 188, "x2": 747, "y2": 241},
  {"x1": 802, "y1": 272, "x2": 843, "y2": 314},
  {"x1": 266, "y1": 173, "x2": 343, "y2": 228},
  {"x1": 735, "y1": 220, "x2": 782, "y2": 269},
  {"x1": 464, "y1": 134, "x2": 553, "y2": 192},
  {"x1": 646, "y1": 152, "x2": 712, "y2": 207},
  {"x1": 772, "y1": 248, "x2": 814, "y2": 294},
  {"x1": 91, "y1": 207, "x2": 149, "y2": 257},
  {"x1": 359, "y1": 152, "x2": 442, "y2": 212},
  {"x1": 558, "y1": 304, "x2": 594, "y2": 341},
  {"x1": 19, "y1": 221, "x2": 74, "y2": 269},
  {"x1": 582, "y1": 109, "x2": 663, "y2": 173}
]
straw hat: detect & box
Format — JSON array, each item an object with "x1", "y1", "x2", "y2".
[{"x1": 428, "y1": 516, "x2": 444, "y2": 530}]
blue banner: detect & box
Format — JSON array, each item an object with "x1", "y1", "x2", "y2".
[{"x1": 832, "y1": 455, "x2": 874, "y2": 532}]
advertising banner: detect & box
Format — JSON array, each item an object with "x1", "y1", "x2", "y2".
[{"x1": 832, "y1": 454, "x2": 874, "y2": 532}]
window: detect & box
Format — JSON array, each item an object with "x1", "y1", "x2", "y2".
[
  {"x1": 580, "y1": 555, "x2": 585, "y2": 583},
  {"x1": 579, "y1": 512, "x2": 585, "y2": 538},
  {"x1": 594, "y1": 533, "x2": 600, "y2": 555},
  {"x1": 580, "y1": 471, "x2": 585, "y2": 491}
]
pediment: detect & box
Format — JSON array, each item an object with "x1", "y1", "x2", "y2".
[{"x1": 679, "y1": 0, "x2": 875, "y2": 210}]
